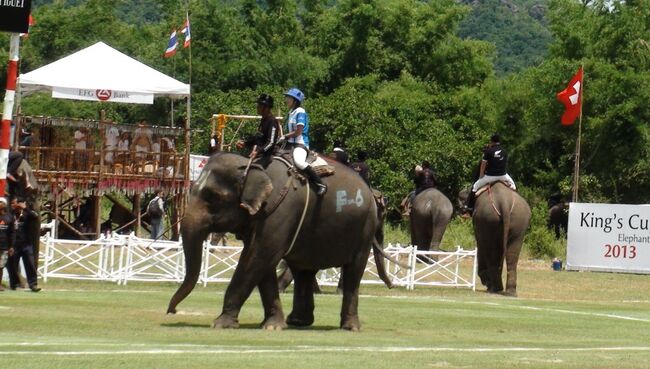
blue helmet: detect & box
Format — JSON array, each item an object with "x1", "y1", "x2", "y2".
[{"x1": 284, "y1": 88, "x2": 305, "y2": 103}]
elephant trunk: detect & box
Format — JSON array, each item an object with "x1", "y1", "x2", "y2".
[{"x1": 167, "y1": 219, "x2": 209, "y2": 314}]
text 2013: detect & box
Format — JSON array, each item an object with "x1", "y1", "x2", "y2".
[{"x1": 604, "y1": 244, "x2": 637, "y2": 259}]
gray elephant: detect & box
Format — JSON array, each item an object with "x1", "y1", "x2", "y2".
[
  {"x1": 408, "y1": 188, "x2": 453, "y2": 254},
  {"x1": 547, "y1": 201, "x2": 568, "y2": 239},
  {"x1": 167, "y1": 152, "x2": 392, "y2": 331},
  {"x1": 472, "y1": 182, "x2": 531, "y2": 296}
]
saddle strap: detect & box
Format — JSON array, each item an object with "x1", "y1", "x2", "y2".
[{"x1": 262, "y1": 169, "x2": 297, "y2": 216}]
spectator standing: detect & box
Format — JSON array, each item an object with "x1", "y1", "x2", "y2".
[
  {"x1": 0, "y1": 198, "x2": 15, "y2": 292},
  {"x1": 7, "y1": 197, "x2": 40, "y2": 292},
  {"x1": 147, "y1": 190, "x2": 165, "y2": 240},
  {"x1": 104, "y1": 123, "x2": 120, "y2": 164}
]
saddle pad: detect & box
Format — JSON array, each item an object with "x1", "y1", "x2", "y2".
[{"x1": 476, "y1": 181, "x2": 514, "y2": 198}]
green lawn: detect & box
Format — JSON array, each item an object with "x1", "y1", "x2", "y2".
[{"x1": 2, "y1": 265, "x2": 650, "y2": 369}]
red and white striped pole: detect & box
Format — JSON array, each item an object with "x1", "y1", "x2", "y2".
[{"x1": 1, "y1": 33, "x2": 21, "y2": 197}]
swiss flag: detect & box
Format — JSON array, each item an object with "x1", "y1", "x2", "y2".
[{"x1": 556, "y1": 67, "x2": 583, "y2": 126}]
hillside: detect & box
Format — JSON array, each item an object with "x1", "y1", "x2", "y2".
[{"x1": 458, "y1": 0, "x2": 552, "y2": 75}]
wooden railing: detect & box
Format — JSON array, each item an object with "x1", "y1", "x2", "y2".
[{"x1": 20, "y1": 146, "x2": 186, "y2": 180}]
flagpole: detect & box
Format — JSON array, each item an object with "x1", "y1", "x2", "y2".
[{"x1": 572, "y1": 65, "x2": 584, "y2": 203}]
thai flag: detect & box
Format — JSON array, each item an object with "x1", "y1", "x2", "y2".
[
  {"x1": 164, "y1": 29, "x2": 178, "y2": 58},
  {"x1": 180, "y1": 16, "x2": 191, "y2": 48}
]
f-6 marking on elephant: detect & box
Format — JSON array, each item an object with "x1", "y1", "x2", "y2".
[
  {"x1": 167, "y1": 152, "x2": 392, "y2": 331},
  {"x1": 472, "y1": 182, "x2": 531, "y2": 296}
]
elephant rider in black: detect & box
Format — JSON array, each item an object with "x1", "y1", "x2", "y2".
[
  {"x1": 330, "y1": 140, "x2": 350, "y2": 165},
  {"x1": 415, "y1": 161, "x2": 437, "y2": 196},
  {"x1": 464, "y1": 134, "x2": 516, "y2": 214},
  {"x1": 403, "y1": 161, "x2": 437, "y2": 216},
  {"x1": 350, "y1": 151, "x2": 370, "y2": 186},
  {"x1": 236, "y1": 94, "x2": 280, "y2": 168},
  {"x1": 7, "y1": 197, "x2": 40, "y2": 292}
]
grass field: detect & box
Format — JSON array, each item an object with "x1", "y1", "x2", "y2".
[{"x1": 2, "y1": 261, "x2": 650, "y2": 369}]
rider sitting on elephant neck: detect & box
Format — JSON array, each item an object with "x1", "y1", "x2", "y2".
[
  {"x1": 277, "y1": 88, "x2": 327, "y2": 196},
  {"x1": 465, "y1": 134, "x2": 516, "y2": 213},
  {"x1": 403, "y1": 161, "x2": 437, "y2": 216},
  {"x1": 236, "y1": 94, "x2": 280, "y2": 168}
]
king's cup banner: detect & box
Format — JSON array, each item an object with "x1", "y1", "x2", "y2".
[
  {"x1": 567, "y1": 203, "x2": 650, "y2": 274},
  {"x1": 0, "y1": 0, "x2": 31, "y2": 33},
  {"x1": 52, "y1": 87, "x2": 154, "y2": 104}
]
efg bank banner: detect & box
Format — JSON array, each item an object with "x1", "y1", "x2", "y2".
[
  {"x1": 567, "y1": 203, "x2": 650, "y2": 274},
  {"x1": 0, "y1": 0, "x2": 32, "y2": 33}
]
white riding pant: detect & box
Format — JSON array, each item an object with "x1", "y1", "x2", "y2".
[
  {"x1": 292, "y1": 146, "x2": 309, "y2": 170},
  {"x1": 472, "y1": 174, "x2": 516, "y2": 192}
]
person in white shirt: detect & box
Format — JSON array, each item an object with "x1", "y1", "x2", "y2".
[
  {"x1": 104, "y1": 124, "x2": 120, "y2": 164},
  {"x1": 117, "y1": 132, "x2": 130, "y2": 164}
]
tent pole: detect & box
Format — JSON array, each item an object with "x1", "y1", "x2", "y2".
[{"x1": 1, "y1": 33, "x2": 21, "y2": 197}]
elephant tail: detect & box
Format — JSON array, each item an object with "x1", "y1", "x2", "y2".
[
  {"x1": 167, "y1": 236, "x2": 205, "y2": 314},
  {"x1": 500, "y1": 197, "x2": 512, "y2": 269},
  {"x1": 372, "y1": 238, "x2": 394, "y2": 289}
]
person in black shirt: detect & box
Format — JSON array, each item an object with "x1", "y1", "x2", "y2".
[
  {"x1": 402, "y1": 161, "x2": 437, "y2": 216},
  {"x1": 7, "y1": 197, "x2": 40, "y2": 292},
  {"x1": 350, "y1": 151, "x2": 370, "y2": 185},
  {"x1": 237, "y1": 94, "x2": 280, "y2": 167},
  {"x1": 465, "y1": 134, "x2": 516, "y2": 213},
  {"x1": 330, "y1": 140, "x2": 349, "y2": 165},
  {"x1": 415, "y1": 161, "x2": 437, "y2": 195},
  {"x1": 0, "y1": 198, "x2": 15, "y2": 291}
]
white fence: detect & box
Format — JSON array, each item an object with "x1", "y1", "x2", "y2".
[{"x1": 38, "y1": 232, "x2": 477, "y2": 290}]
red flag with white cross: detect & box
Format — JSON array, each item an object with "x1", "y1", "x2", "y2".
[{"x1": 556, "y1": 67, "x2": 583, "y2": 126}]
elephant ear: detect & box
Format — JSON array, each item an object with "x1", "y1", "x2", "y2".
[{"x1": 239, "y1": 165, "x2": 273, "y2": 216}]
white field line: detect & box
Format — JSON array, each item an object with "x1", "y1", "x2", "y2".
[
  {"x1": 369, "y1": 296, "x2": 650, "y2": 323},
  {"x1": 3, "y1": 345, "x2": 650, "y2": 356},
  {"x1": 31, "y1": 290, "x2": 650, "y2": 323}
]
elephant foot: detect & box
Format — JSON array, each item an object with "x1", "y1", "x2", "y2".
[
  {"x1": 503, "y1": 288, "x2": 517, "y2": 297},
  {"x1": 212, "y1": 314, "x2": 239, "y2": 329},
  {"x1": 286, "y1": 312, "x2": 314, "y2": 327},
  {"x1": 486, "y1": 287, "x2": 503, "y2": 295},
  {"x1": 340, "y1": 316, "x2": 361, "y2": 332},
  {"x1": 261, "y1": 316, "x2": 288, "y2": 331},
  {"x1": 477, "y1": 271, "x2": 489, "y2": 287}
]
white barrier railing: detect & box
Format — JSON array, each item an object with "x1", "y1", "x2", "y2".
[{"x1": 38, "y1": 233, "x2": 477, "y2": 289}]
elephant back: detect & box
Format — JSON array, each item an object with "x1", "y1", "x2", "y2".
[
  {"x1": 411, "y1": 188, "x2": 453, "y2": 217},
  {"x1": 474, "y1": 182, "x2": 530, "y2": 223}
]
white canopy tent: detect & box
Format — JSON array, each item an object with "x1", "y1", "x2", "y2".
[{"x1": 18, "y1": 41, "x2": 190, "y2": 104}]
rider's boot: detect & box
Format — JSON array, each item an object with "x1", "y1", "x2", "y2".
[{"x1": 303, "y1": 166, "x2": 327, "y2": 196}]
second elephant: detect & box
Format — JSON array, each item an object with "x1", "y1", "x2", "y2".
[{"x1": 409, "y1": 188, "x2": 453, "y2": 252}]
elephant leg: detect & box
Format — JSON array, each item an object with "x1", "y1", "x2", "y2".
[
  {"x1": 213, "y1": 246, "x2": 281, "y2": 329},
  {"x1": 340, "y1": 247, "x2": 371, "y2": 331},
  {"x1": 504, "y1": 232, "x2": 526, "y2": 297},
  {"x1": 287, "y1": 269, "x2": 317, "y2": 327},
  {"x1": 476, "y1": 247, "x2": 490, "y2": 288},
  {"x1": 258, "y1": 268, "x2": 287, "y2": 330},
  {"x1": 277, "y1": 263, "x2": 293, "y2": 293},
  {"x1": 487, "y1": 245, "x2": 505, "y2": 293}
]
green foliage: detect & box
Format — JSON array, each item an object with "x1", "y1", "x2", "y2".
[
  {"x1": 2, "y1": 0, "x2": 650, "y2": 218},
  {"x1": 523, "y1": 201, "x2": 566, "y2": 258},
  {"x1": 309, "y1": 73, "x2": 493, "y2": 213},
  {"x1": 459, "y1": 0, "x2": 553, "y2": 75}
]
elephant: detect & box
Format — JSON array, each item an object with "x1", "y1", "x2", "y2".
[
  {"x1": 167, "y1": 152, "x2": 392, "y2": 331},
  {"x1": 547, "y1": 201, "x2": 568, "y2": 239},
  {"x1": 276, "y1": 189, "x2": 389, "y2": 294},
  {"x1": 408, "y1": 188, "x2": 453, "y2": 254},
  {"x1": 472, "y1": 182, "x2": 531, "y2": 296}
]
